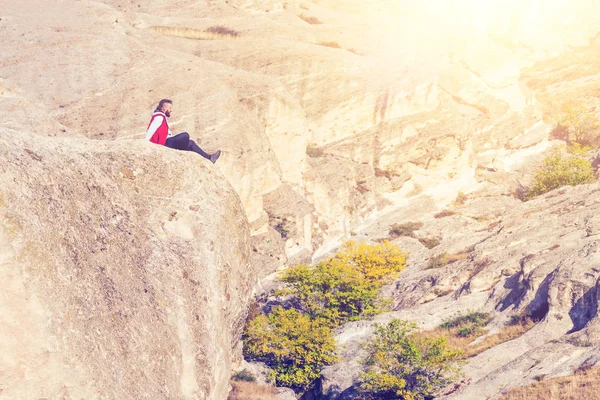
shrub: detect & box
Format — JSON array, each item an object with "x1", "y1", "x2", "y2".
[
  {"x1": 438, "y1": 312, "x2": 491, "y2": 341},
  {"x1": 389, "y1": 222, "x2": 423, "y2": 238},
  {"x1": 417, "y1": 311, "x2": 534, "y2": 359},
  {"x1": 557, "y1": 103, "x2": 600, "y2": 145},
  {"x1": 567, "y1": 142, "x2": 592, "y2": 156},
  {"x1": 456, "y1": 326, "x2": 476, "y2": 337},
  {"x1": 232, "y1": 369, "x2": 256, "y2": 382},
  {"x1": 357, "y1": 319, "x2": 463, "y2": 400},
  {"x1": 278, "y1": 260, "x2": 381, "y2": 325},
  {"x1": 278, "y1": 241, "x2": 407, "y2": 325},
  {"x1": 243, "y1": 307, "x2": 339, "y2": 390},
  {"x1": 549, "y1": 123, "x2": 569, "y2": 142},
  {"x1": 525, "y1": 150, "x2": 594, "y2": 199},
  {"x1": 440, "y1": 312, "x2": 491, "y2": 330}
]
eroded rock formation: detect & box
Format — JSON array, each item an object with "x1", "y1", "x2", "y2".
[
  {"x1": 321, "y1": 183, "x2": 600, "y2": 399},
  {"x1": 0, "y1": 130, "x2": 253, "y2": 399}
]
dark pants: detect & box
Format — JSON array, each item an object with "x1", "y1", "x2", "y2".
[{"x1": 165, "y1": 132, "x2": 211, "y2": 161}]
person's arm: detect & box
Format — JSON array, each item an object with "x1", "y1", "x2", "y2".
[{"x1": 145, "y1": 115, "x2": 164, "y2": 140}]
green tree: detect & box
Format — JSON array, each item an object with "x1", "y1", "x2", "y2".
[
  {"x1": 244, "y1": 241, "x2": 408, "y2": 393},
  {"x1": 278, "y1": 241, "x2": 406, "y2": 326},
  {"x1": 278, "y1": 258, "x2": 382, "y2": 325},
  {"x1": 243, "y1": 307, "x2": 339, "y2": 390},
  {"x1": 558, "y1": 103, "x2": 600, "y2": 145},
  {"x1": 526, "y1": 150, "x2": 594, "y2": 199},
  {"x1": 357, "y1": 319, "x2": 463, "y2": 400}
]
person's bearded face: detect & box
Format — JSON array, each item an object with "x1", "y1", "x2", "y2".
[{"x1": 163, "y1": 103, "x2": 172, "y2": 117}]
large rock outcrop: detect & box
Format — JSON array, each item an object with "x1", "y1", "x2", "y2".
[{"x1": 0, "y1": 130, "x2": 253, "y2": 399}]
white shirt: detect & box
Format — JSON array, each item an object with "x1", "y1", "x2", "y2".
[{"x1": 145, "y1": 113, "x2": 173, "y2": 141}]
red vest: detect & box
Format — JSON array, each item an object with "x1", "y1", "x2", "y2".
[{"x1": 147, "y1": 112, "x2": 169, "y2": 145}]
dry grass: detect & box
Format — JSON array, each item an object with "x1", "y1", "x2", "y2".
[
  {"x1": 347, "y1": 48, "x2": 363, "y2": 55},
  {"x1": 228, "y1": 381, "x2": 279, "y2": 400},
  {"x1": 417, "y1": 312, "x2": 535, "y2": 359},
  {"x1": 478, "y1": 220, "x2": 500, "y2": 232},
  {"x1": 148, "y1": 25, "x2": 240, "y2": 40},
  {"x1": 454, "y1": 192, "x2": 468, "y2": 206},
  {"x1": 432, "y1": 287, "x2": 453, "y2": 297},
  {"x1": 468, "y1": 257, "x2": 492, "y2": 280},
  {"x1": 299, "y1": 14, "x2": 322, "y2": 24},
  {"x1": 317, "y1": 41, "x2": 341, "y2": 48},
  {"x1": 389, "y1": 221, "x2": 423, "y2": 239},
  {"x1": 416, "y1": 312, "x2": 490, "y2": 355},
  {"x1": 426, "y1": 251, "x2": 469, "y2": 269},
  {"x1": 418, "y1": 236, "x2": 441, "y2": 249},
  {"x1": 306, "y1": 146, "x2": 324, "y2": 157},
  {"x1": 465, "y1": 320, "x2": 534, "y2": 357},
  {"x1": 499, "y1": 367, "x2": 600, "y2": 400},
  {"x1": 435, "y1": 209, "x2": 456, "y2": 218}
]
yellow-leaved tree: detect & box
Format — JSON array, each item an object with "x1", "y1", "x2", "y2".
[
  {"x1": 244, "y1": 241, "x2": 407, "y2": 392},
  {"x1": 278, "y1": 240, "x2": 407, "y2": 326},
  {"x1": 244, "y1": 306, "x2": 339, "y2": 390}
]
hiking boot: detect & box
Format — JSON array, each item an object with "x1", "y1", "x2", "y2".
[{"x1": 210, "y1": 150, "x2": 221, "y2": 164}]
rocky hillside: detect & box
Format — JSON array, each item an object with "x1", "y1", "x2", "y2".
[
  {"x1": 4, "y1": 0, "x2": 600, "y2": 398},
  {"x1": 318, "y1": 182, "x2": 600, "y2": 399},
  {"x1": 7, "y1": 0, "x2": 600, "y2": 274},
  {"x1": 0, "y1": 130, "x2": 253, "y2": 399}
]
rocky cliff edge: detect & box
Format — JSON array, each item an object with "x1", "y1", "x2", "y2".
[{"x1": 0, "y1": 129, "x2": 253, "y2": 399}]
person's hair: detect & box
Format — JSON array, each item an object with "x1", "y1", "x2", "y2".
[{"x1": 155, "y1": 99, "x2": 172, "y2": 113}]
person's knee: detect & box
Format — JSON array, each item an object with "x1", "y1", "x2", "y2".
[{"x1": 179, "y1": 132, "x2": 190, "y2": 140}]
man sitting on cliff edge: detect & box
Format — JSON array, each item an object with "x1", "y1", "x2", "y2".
[{"x1": 146, "y1": 99, "x2": 221, "y2": 163}]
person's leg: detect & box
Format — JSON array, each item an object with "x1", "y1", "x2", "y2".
[
  {"x1": 166, "y1": 132, "x2": 221, "y2": 163},
  {"x1": 165, "y1": 132, "x2": 190, "y2": 150},
  {"x1": 187, "y1": 139, "x2": 212, "y2": 161}
]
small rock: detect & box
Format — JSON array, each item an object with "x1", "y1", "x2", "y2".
[
  {"x1": 275, "y1": 387, "x2": 296, "y2": 400},
  {"x1": 585, "y1": 216, "x2": 600, "y2": 236}
]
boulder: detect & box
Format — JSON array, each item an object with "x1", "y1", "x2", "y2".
[{"x1": 0, "y1": 130, "x2": 254, "y2": 399}]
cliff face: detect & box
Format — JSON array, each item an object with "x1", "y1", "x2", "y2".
[{"x1": 0, "y1": 130, "x2": 253, "y2": 399}]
